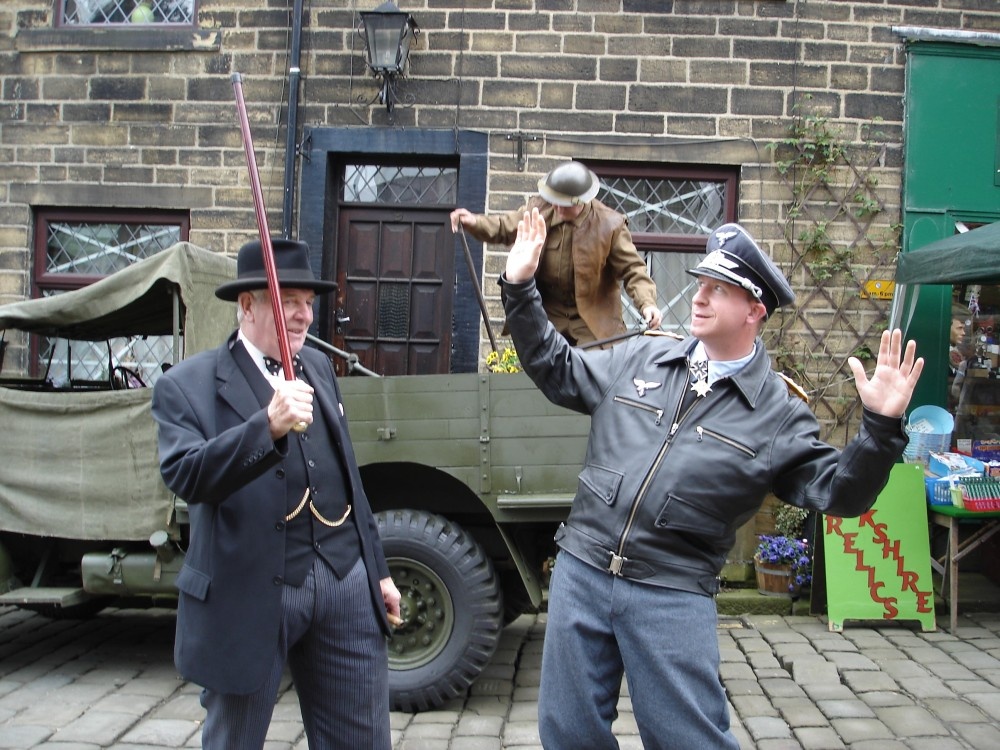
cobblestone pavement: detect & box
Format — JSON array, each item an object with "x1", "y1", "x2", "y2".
[{"x1": 1, "y1": 604, "x2": 999, "y2": 749}]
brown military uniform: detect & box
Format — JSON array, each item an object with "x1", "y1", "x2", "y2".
[{"x1": 467, "y1": 197, "x2": 658, "y2": 345}]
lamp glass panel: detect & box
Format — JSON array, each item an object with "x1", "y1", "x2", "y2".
[{"x1": 364, "y1": 14, "x2": 406, "y2": 70}]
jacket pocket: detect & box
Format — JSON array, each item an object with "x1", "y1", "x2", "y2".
[
  {"x1": 695, "y1": 425, "x2": 757, "y2": 458},
  {"x1": 578, "y1": 464, "x2": 624, "y2": 506},
  {"x1": 654, "y1": 492, "x2": 728, "y2": 536},
  {"x1": 612, "y1": 395, "x2": 664, "y2": 425},
  {"x1": 175, "y1": 564, "x2": 211, "y2": 601}
]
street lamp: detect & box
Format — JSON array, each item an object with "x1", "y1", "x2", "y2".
[{"x1": 359, "y1": 1, "x2": 418, "y2": 113}]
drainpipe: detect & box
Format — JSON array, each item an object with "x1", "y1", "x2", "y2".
[{"x1": 282, "y1": 0, "x2": 305, "y2": 238}]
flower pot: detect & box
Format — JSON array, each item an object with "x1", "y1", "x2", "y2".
[{"x1": 754, "y1": 559, "x2": 798, "y2": 597}]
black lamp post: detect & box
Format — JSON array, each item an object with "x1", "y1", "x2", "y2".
[{"x1": 359, "y1": 1, "x2": 418, "y2": 113}]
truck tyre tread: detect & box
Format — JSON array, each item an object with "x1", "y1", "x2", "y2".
[{"x1": 377, "y1": 509, "x2": 503, "y2": 712}]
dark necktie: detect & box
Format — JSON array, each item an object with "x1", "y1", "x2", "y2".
[{"x1": 264, "y1": 354, "x2": 303, "y2": 377}]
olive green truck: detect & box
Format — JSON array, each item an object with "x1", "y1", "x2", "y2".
[{"x1": 0, "y1": 243, "x2": 587, "y2": 711}]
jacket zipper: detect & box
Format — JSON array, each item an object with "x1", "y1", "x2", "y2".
[
  {"x1": 612, "y1": 368, "x2": 707, "y2": 566},
  {"x1": 612, "y1": 395, "x2": 663, "y2": 425},
  {"x1": 695, "y1": 425, "x2": 757, "y2": 458}
]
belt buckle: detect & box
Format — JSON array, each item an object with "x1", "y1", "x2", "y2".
[{"x1": 608, "y1": 552, "x2": 627, "y2": 576}]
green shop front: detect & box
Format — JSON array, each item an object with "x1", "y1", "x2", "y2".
[{"x1": 821, "y1": 29, "x2": 1000, "y2": 633}]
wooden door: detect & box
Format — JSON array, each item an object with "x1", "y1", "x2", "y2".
[{"x1": 333, "y1": 207, "x2": 453, "y2": 376}]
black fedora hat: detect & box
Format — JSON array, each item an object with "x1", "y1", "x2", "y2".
[{"x1": 215, "y1": 238, "x2": 338, "y2": 301}]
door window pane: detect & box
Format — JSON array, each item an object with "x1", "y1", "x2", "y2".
[{"x1": 342, "y1": 165, "x2": 458, "y2": 206}]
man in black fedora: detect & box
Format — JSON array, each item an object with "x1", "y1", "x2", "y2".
[
  {"x1": 501, "y1": 212, "x2": 924, "y2": 749},
  {"x1": 151, "y1": 237, "x2": 400, "y2": 749}
]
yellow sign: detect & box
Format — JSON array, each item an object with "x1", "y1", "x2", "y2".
[{"x1": 861, "y1": 280, "x2": 895, "y2": 299}]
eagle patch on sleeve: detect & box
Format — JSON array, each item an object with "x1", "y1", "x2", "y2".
[{"x1": 777, "y1": 372, "x2": 809, "y2": 403}]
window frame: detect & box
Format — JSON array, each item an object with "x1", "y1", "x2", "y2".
[
  {"x1": 33, "y1": 207, "x2": 190, "y2": 295},
  {"x1": 586, "y1": 161, "x2": 739, "y2": 253},
  {"x1": 30, "y1": 208, "x2": 190, "y2": 380}
]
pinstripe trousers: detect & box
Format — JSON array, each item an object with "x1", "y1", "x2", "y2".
[{"x1": 200, "y1": 557, "x2": 390, "y2": 749}]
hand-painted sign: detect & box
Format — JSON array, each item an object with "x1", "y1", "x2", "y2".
[{"x1": 824, "y1": 463, "x2": 936, "y2": 631}]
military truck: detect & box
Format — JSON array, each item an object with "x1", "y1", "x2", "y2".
[{"x1": 0, "y1": 242, "x2": 587, "y2": 711}]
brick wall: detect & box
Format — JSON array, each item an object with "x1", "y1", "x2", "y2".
[{"x1": 2, "y1": 0, "x2": 998, "y2": 416}]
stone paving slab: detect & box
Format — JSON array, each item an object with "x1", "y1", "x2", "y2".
[{"x1": 1, "y1": 605, "x2": 1000, "y2": 748}]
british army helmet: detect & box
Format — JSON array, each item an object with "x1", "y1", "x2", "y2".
[{"x1": 537, "y1": 162, "x2": 601, "y2": 207}]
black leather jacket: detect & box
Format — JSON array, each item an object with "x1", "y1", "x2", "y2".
[{"x1": 503, "y1": 276, "x2": 908, "y2": 596}]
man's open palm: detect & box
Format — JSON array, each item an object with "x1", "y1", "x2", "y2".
[
  {"x1": 848, "y1": 328, "x2": 924, "y2": 418},
  {"x1": 505, "y1": 208, "x2": 547, "y2": 284}
]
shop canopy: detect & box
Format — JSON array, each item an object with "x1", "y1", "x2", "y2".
[
  {"x1": 890, "y1": 221, "x2": 1000, "y2": 332},
  {"x1": 895, "y1": 221, "x2": 1000, "y2": 286}
]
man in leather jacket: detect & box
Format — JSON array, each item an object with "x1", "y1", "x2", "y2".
[
  {"x1": 501, "y1": 210, "x2": 924, "y2": 750},
  {"x1": 451, "y1": 161, "x2": 662, "y2": 346}
]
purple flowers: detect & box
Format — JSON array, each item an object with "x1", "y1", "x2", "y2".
[{"x1": 755, "y1": 534, "x2": 812, "y2": 590}]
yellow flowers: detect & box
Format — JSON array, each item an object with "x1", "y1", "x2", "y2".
[{"x1": 486, "y1": 347, "x2": 522, "y2": 373}]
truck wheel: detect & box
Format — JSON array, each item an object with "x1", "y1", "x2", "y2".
[{"x1": 376, "y1": 510, "x2": 503, "y2": 712}]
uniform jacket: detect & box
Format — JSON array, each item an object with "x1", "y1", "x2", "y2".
[
  {"x1": 151, "y1": 333, "x2": 391, "y2": 694},
  {"x1": 503, "y1": 278, "x2": 908, "y2": 596},
  {"x1": 468, "y1": 197, "x2": 657, "y2": 340}
]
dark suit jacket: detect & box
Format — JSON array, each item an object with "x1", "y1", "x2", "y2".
[{"x1": 151, "y1": 332, "x2": 390, "y2": 694}]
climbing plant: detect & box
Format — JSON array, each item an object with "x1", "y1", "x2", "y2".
[{"x1": 764, "y1": 101, "x2": 902, "y2": 444}]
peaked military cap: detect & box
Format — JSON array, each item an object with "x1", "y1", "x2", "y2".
[
  {"x1": 686, "y1": 223, "x2": 795, "y2": 316},
  {"x1": 215, "y1": 237, "x2": 338, "y2": 301},
  {"x1": 537, "y1": 161, "x2": 601, "y2": 207}
]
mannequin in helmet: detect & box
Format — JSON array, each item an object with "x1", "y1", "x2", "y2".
[{"x1": 451, "y1": 161, "x2": 662, "y2": 346}]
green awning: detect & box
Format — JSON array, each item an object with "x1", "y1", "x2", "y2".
[{"x1": 895, "y1": 221, "x2": 1000, "y2": 285}]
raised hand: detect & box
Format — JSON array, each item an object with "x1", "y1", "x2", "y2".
[
  {"x1": 505, "y1": 207, "x2": 547, "y2": 284},
  {"x1": 847, "y1": 328, "x2": 924, "y2": 418}
]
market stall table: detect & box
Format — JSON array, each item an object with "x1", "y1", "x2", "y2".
[{"x1": 928, "y1": 505, "x2": 1000, "y2": 633}]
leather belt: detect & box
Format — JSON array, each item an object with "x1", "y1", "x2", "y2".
[
  {"x1": 588, "y1": 546, "x2": 721, "y2": 595},
  {"x1": 558, "y1": 524, "x2": 722, "y2": 596}
]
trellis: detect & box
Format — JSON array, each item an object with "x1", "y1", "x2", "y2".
[{"x1": 763, "y1": 112, "x2": 901, "y2": 446}]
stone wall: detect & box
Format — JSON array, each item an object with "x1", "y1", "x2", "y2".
[{"x1": 2, "y1": 0, "x2": 998, "y2": 437}]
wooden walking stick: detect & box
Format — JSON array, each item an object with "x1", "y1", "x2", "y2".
[
  {"x1": 458, "y1": 228, "x2": 500, "y2": 357},
  {"x1": 231, "y1": 72, "x2": 307, "y2": 431}
]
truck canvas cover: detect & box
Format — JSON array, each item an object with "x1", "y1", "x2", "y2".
[{"x1": 0, "y1": 243, "x2": 236, "y2": 541}]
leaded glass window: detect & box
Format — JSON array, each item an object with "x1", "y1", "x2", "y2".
[
  {"x1": 32, "y1": 210, "x2": 189, "y2": 385},
  {"x1": 36, "y1": 296, "x2": 174, "y2": 388},
  {"x1": 43, "y1": 219, "x2": 181, "y2": 280},
  {"x1": 59, "y1": 0, "x2": 195, "y2": 26},
  {"x1": 600, "y1": 176, "x2": 728, "y2": 238},
  {"x1": 342, "y1": 164, "x2": 458, "y2": 206},
  {"x1": 589, "y1": 163, "x2": 739, "y2": 338}
]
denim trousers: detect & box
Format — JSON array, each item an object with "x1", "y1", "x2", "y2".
[{"x1": 539, "y1": 550, "x2": 739, "y2": 750}]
